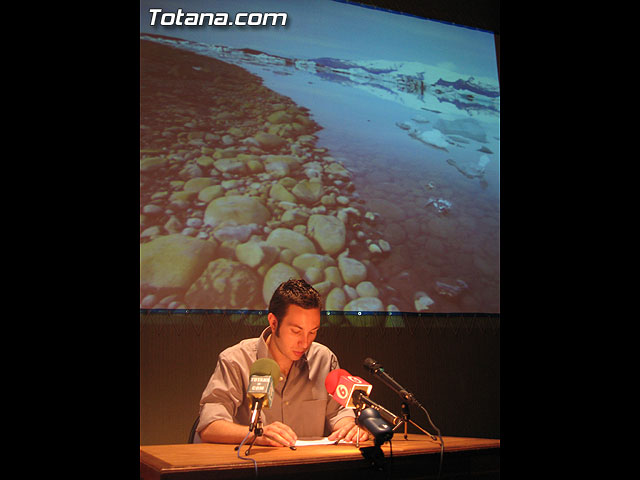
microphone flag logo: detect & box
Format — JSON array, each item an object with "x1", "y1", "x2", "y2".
[
  {"x1": 332, "y1": 373, "x2": 373, "y2": 408},
  {"x1": 336, "y1": 384, "x2": 349, "y2": 400}
]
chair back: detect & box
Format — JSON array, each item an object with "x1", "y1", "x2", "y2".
[{"x1": 188, "y1": 416, "x2": 199, "y2": 443}]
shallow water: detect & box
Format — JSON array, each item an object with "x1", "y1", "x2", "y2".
[{"x1": 237, "y1": 63, "x2": 500, "y2": 312}]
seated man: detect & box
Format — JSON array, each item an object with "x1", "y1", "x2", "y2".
[{"x1": 195, "y1": 278, "x2": 368, "y2": 446}]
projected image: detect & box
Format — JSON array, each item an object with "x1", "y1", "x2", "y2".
[{"x1": 139, "y1": 0, "x2": 500, "y2": 314}]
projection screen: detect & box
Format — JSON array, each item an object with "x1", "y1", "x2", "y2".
[{"x1": 139, "y1": 0, "x2": 500, "y2": 314}]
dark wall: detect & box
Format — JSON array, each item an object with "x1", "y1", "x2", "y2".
[{"x1": 140, "y1": 312, "x2": 499, "y2": 445}]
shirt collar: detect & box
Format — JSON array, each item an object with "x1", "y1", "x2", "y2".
[{"x1": 257, "y1": 326, "x2": 271, "y2": 360}]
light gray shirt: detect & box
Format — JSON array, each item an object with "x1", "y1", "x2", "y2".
[{"x1": 195, "y1": 327, "x2": 354, "y2": 442}]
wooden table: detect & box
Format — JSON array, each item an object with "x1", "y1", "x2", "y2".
[{"x1": 140, "y1": 434, "x2": 500, "y2": 479}]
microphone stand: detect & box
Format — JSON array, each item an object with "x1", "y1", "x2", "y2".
[
  {"x1": 236, "y1": 400, "x2": 264, "y2": 456},
  {"x1": 393, "y1": 402, "x2": 438, "y2": 441},
  {"x1": 354, "y1": 406, "x2": 363, "y2": 448},
  {"x1": 243, "y1": 419, "x2": 263, "y2": 456}
]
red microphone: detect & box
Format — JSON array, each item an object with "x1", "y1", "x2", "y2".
[{"x1": 325, "y1": 368, "x2": 373, "y2": 408}]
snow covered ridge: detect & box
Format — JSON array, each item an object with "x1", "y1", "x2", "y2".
[{"x1": 140, "y1": 34, "x2": 500, "y2": 118}]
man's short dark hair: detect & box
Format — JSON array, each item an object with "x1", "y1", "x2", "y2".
[{"x1": 268, "y1": 278, "x2": 321, "y2": 324}]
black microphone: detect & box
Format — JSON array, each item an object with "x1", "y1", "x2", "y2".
[
  {"x1": 356, "y1": 407, "x2": 394, "y2": 446},
  {"x1": 363, "y1": 357, "x2": 422, "y2": 407}
]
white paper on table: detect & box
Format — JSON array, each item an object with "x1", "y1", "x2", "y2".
[{"x1": 294, "y1": 437, "x2": 354, "y2": 446}]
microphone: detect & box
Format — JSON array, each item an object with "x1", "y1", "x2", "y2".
[
  {"x1": 247, "y1": 358, "x2": 281, "y2": 432},
  {"x1": 363, "y1": 357, "x2": 421, "y2": 407},
  {"x1": 325, "y1": 368, "x2": 372, "y2": 408},
  {"x1": 325, "y1": 370, "x2": 396, "y2": 447},
  {"x1": 356, "y1": 408, "x2": 394, "y2": 446},
  {"x1": 325, "y1": 369, "x2": 399, "y2": 425}
]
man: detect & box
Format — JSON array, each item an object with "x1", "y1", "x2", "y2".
[{"x1": 195, "y1": 278, "x2": 368, "y2": 446}]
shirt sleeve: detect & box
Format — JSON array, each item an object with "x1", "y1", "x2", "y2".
[
  {"x1": 324, "y1": 353, "x2": 356, "y2": 432},
  {"x1": 325, "y1": 393, "x2": 356, "y2": 431},
  {"x1": 196, "y1": 353, "x2": 246, "y2": 434}
]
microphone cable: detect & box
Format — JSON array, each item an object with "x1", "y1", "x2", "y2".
[
  {"x1": 418, "y1": 403, "x2": 444, "y2": 480},
  {"x1": 236, "y1": 430, "x2": 258, "y2": 477},
  {"x1": 388, "y1": 438, "x2": 393, "y2": 480}
]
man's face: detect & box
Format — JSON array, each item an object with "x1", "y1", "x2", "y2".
[{"x1": 268, "y1": 304, "x2": 321, "y2": 363}]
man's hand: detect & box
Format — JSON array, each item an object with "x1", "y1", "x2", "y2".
[
  {"x1": 328, "y1": 417, "x2": 369, "y2": 443},
  {"x1": 256, "y1": 421, "x2": 298, "y2": 447}
]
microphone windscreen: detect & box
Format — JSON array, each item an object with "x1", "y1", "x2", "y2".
[
  {"x1": 356, "y1": 408, "x2": 394, "y2": 445},
  {"x1": 324, "y1": 368, "x2": 350, "y2": 395},
  {"x1": 357, "y1": 406, "x2": 381, "y2": 422},
  {"x1": 363, "y1": 357, "x2": 379, "y2": 371},
  {"x1": 250, "y1": 358, "x2": 282, "y2": 387}
]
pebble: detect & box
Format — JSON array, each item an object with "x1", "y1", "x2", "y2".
[
  {"x1": 414, "y1": 291, "x2": 435, "y2": 311},
  {"x1": 344, "y1": 296, "x2": 384, "y2": 312},
  {"x1": 325, "y1": 287, "x2": 346, "y2": 310},
  {"x1": 143, "y1": 204, "x2": 164, "y2": 216},
  {"x1": 356, "y1": 281, "x2": 379, "y2": 298},
  {"x1": 186, "y1": 218, "x2": 203, "y2": 228}
]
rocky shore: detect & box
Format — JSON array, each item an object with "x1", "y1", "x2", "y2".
[{"x1": 140, "y1": 39, "x2": 412, "y2": 317}]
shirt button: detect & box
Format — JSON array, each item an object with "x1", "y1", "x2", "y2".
[{"x1": 285, "y1": 401, "x2": 290, "y2": 405}]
